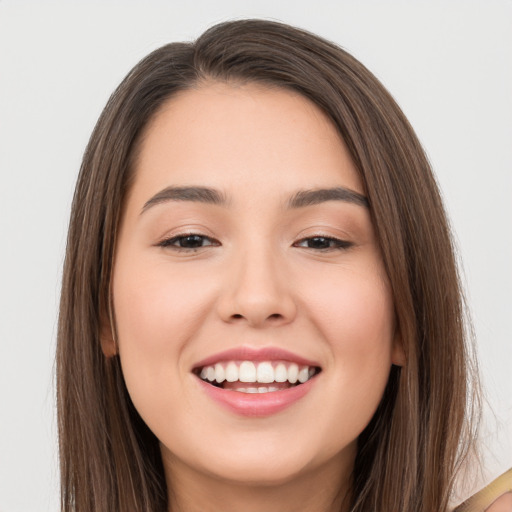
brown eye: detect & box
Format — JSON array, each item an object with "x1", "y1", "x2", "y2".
[
  {"x1": 294, "y1": 236, "x2": 352, "y2": 250},
  {"x1": 159, "y1": 234, "x2": 219, "y2": 250}
]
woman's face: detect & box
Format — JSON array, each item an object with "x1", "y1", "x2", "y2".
[{"x1": 109, "y1": 82, "x2": 403, "y2": 487}]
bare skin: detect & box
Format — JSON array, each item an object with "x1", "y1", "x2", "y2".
[
  {"x1": 106, "y1": 82, "x2": 404, "y2": 512},
  {"x1": 165, "y1": 452, "x2": 351, "y2": 512},
  {"x1": 486, "y1": 493, "x2": 512, "y2": 512}
]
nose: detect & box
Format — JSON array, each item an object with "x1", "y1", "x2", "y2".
[{"x1": 216, "y1": 248, "x2": 297, "y2": 328}]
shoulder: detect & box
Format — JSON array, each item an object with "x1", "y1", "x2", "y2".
[
  {"x1": 454, "y1": 468, "x2": 512, "y2": 512},
  {"x1": 485, "y1": 493, "x2": 512, "y2": 512}
]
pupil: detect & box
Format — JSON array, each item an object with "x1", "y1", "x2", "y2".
[
  {"x1": 309, "y1": 237, "x2": 329, "y2": 249},
  {"x1": 181, "y1": 235, "x2": 203, "y2": 248}
]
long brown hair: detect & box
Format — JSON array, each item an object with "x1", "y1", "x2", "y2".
[{"x1": 57, "y1": 19, "x2": 479, "y2": 511}]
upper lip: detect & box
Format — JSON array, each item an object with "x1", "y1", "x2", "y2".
[{"x1": 192, "y1": 346, "x2": 321, "y2": 370}]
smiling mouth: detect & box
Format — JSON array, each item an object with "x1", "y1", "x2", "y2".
[{"x1": 194, "y1": 360, "x2": 321, "y2": 393}]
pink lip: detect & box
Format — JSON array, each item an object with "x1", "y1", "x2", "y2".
[
  {"x1": 192, "y1": 346, "x2": 320, "y2": 369},
  {"x1": 196, "y1": 376, "x2": 317, "y2": 417}
]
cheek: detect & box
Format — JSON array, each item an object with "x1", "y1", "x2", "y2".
[
  {"x1": 307, "y1": 266, "x2": 395, "y2": 353},
  {"x1": 303, "y1": 264, "x2": 396, "y2": 405},
  {"x1": 113, "y1": 256, "x2": 213, "y2": 348},
  {"x1": 111, "y1": 256, "x2": 216, "y2": 411}
]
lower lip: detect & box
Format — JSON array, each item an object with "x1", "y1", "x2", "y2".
[{"x1": 196, "y1": 377, "x2": 316, "y2": 417}]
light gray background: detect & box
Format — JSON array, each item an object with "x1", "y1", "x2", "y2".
[{"x1": 0, "y1": 1, "x2": 510, "y2": 510}]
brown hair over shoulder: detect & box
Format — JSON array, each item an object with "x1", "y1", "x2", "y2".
[{"x1": 57, "y1": 19, "x2": 480, "y2": 512}]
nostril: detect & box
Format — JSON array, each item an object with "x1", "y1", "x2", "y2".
[{"x1": 232, "y1": 313, "x2": 281, "y2": 320}]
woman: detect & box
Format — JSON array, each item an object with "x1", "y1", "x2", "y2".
[{"x1": 56, "y1": 19, "x2": 509, "y2": 511}]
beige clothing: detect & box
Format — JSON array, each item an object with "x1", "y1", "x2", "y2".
[{"x1": 454, "y1": 468, "x2": 512, "y2": 512}]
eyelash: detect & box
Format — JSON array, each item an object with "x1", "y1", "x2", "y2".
[
  {"x1": 293, "y1": 236, "x2": 353, "y2": 251},
  {"x1": 158, "y1": 233, "x2": 353, "y2": 252},
  {"x1": 157, "y1": 233, "x2": 220, "y2": 250}
]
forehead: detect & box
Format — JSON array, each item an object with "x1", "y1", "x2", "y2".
[{"x1": 129, "y1": 82, "x2": 363, "y2": 207}]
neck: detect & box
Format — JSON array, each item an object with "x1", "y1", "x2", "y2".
[{"x1": 163, "y1": 449, "x2": 354, "y2": 512}]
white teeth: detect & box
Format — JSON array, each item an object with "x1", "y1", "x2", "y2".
[
  {"x1": 225, "y1": 362, "x2": 238, "y2": 382},
  {"x1": 214, "y1": 363, "x2": 225, "y2": 383},
  {"x1": 274, "y1": 363, "x2": 287, "y2": 382},
  {"x1": 256, "y1": 361, "x2": 274, "y2": 383},
  {"x1": 198, "y1": 360, "x2": 318, "y2": 386},
  {"x1": 239, "y1": 361, "x2": 257, "y2": 382},
  {"x1": 233, "y1": 386, "x2": 280, "y2": 393},
  {"x1": 298, "y1": 367, "x2": 309, "y2": 383},
  {"x1": 287, "y1": 363, "x2": 299, "y2": 383}
]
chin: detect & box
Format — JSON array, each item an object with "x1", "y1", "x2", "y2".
[
  {"x1": 161, "y1": 430, "x2": 354, "y2": 489},
  {"x1": 197, "y1": 453, "x2": 316, "y2": 487}
]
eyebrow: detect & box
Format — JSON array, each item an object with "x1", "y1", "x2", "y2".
[
  {"x1": 287, "y1": 187, "x2": 369, "y2": 209},
  {"x1": 141, "y1": 186, "x2": 227, "y2": 214},
  {"x1": 140, "y1": 185, "x2": 369, "y2": 215}
]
